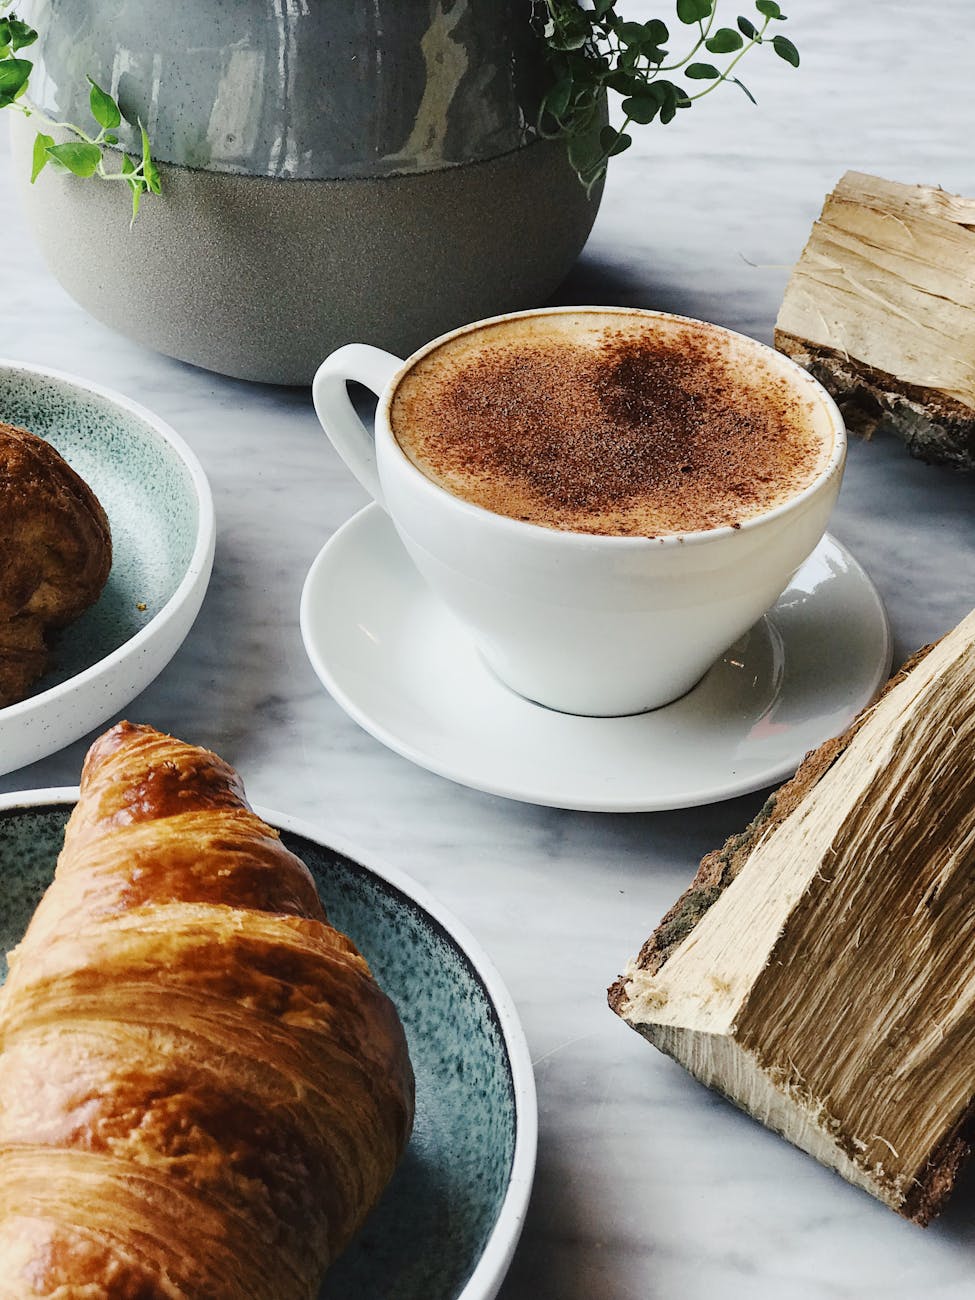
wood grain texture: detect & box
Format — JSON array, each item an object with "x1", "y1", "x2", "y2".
[
  {"x1": 775, "y1": 171, "x2": 975, "y2": 469},
  {"x1": 611, "y1": 612, "x2": 975, "y2": 1223},
  {"x1": 0, "y1": 722, "x2": 415, "y2": 1298}
]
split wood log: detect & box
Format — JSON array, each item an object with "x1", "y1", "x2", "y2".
[
  {"x1": 774, "y1": 170, "x2": 975, "y2": 471},
  {"x1": 610, "y1": 610, "x2": 975, "y2": 1224}
]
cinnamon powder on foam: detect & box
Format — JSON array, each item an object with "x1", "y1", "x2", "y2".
[{"x1": 390, "y1": 324, "x2": 827, "y2": 537}]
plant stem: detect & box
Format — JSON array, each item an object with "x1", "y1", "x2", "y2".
[
  {"x1": 16, "y1": 97, "x2": 99, "y2": 144},
  {"x1": 688, "y1": 17, "x2": 770, "y2": 100},
  {"x1": 96, "y1": 161, "x2": 143, "y2": 181},
  {"x1": 536, "y1": 1, "x2": 800, "y2": 190},
  {"x1": 582, "y1": 111, "x2": 633, "y2": 198},
  {"x1": 658, "y1": 7, "x2": 716, "y2": 72}
]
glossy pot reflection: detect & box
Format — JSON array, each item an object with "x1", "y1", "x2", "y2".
[
  {"x1": 23, "y1": 0, "x2": 552, "y2": 179},
  {"x1": 14, "y1": 0, "x2": 603, "y2": 384}
]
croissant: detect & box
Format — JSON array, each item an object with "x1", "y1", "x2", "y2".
[
  {"x1": 0, "y1": 420, "x2": 112, "y2": 706},
  {"x1": 0, "y1": 722, "x2": 414, "y2": 1297}
]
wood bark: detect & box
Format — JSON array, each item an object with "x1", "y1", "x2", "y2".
[
  {"x1": 774, "y1": 170, "x2": 975, "y2": 471},
  {"x1": 610, "y1": 611, "x2": 975, "y2": 1223}
]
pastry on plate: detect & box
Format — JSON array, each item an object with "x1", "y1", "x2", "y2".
[
  {"x1": 0, "y1": 420, "x2": 112, "y2": 706},
  {"x1": 0, "y1": 722, "x2": 415, "y2": 1296}
]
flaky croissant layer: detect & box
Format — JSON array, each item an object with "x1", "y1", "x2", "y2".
[
  {"x1": 0, "y1": 722, "x2": 415, "y2": 1299},
  {"x1": 0, "y1": 421, "x2": 112, "y2": 707}
]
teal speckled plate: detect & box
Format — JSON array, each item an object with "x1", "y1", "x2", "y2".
[
  {"x1": 0, "y1": 793, "x2": 536, "y2": 1300},
  {"x1": 0, "y1": 361, "x2": 215, "y2": 776}
]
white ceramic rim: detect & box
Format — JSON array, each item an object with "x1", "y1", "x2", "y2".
[
  {"x1": 0, "y1": 788, "x2": 538, "y2": 1300},
  {"x1": 0, "y1": 359, "x2": 216, "y2": 724},
  {"x1": 377, "y1": 304, "x2": 847, "y2": 549}
]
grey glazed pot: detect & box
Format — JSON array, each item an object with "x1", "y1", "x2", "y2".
[{"x1": 12, "y1": 0, "x2": 602, "y2": 385}]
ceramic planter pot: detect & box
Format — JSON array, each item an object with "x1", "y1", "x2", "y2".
[{"x1": 12, "y1": 0, "x2": 602, "y2": 385}]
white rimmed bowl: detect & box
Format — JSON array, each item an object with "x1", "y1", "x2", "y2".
[
  {"x1": 0, "y1": 790, "x2": 537, "y2": 1299},
  {"x1": 0, "y1": 361, "x2": 215, "y2": 775}
]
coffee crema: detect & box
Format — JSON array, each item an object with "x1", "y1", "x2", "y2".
[{"x1": 389, "y1": 311, "x2": 833, "y2": 537}]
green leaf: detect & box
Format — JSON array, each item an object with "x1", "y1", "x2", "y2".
[
  {"x1": 594, "y1": 127, "x2": 631, "y2": 162},
  {"x1": 619, "y1": 18, "x2": 668, "y2": 55},
  {"x1": 45, "y1": 141, "x2": 102, "y2": 178},
  {"x1": 599, "y1": 125, "x2": 619, "y2": 153},
  {"x1": 30, "y1": 131, "x2": 53, "y2": 182},
  {"x1": 772, "y1": 34, "x2": 799, "y2": 66},
  {"x1": 567, "y1": 129, "x2": 597, "y2": 173},
  {"x1": 686, "y1": 61, "x2": 721, "y2": 79},
  {"x1": 140, "y1": 124, "x2": 161, "y2": 193},
  {"x1": 654, "y1": 80, "x2": 678, "y2": 110},
  {"x1": 606, "y1": 68, "x2": 650, "y2": 97},
  {"x1": 0, "y1": 57, "x2": 32, "y2": 97},
  {"x1": 620, "y1": 43, "x2": 641, "y2": 71},
  {"x1": 547, "y1": 13, "x2": 589, "y2": 53},
  {"x1": 616, "y1": 21, "x2": 648, "y2": 46},
  {"x1": 88, "y1": 77, "x2": 121, "y2": 129},
  {"x1": 731, "y1": 76, "x2": 757, "y2": 103},
  {"x1": 552, "y1": 29, "x2": 588, "y2": 51},
  {"x1": 538, "y1": 0, "x2": 798, "y2": 195},
  {"x1": 544, "y1": 75, "x2": 574, "y2": 121},
  {"x1": 0, "y1": 21, "x2": 10, "y2": 49},
  {"x1": 622, "y1": 94, "x2": 659, "y2": 124},
  {"x1": 706, "y1": 27, "x2": 744, "y2": 53},
  {"x1": 651, "y1": 79, "x2": 676, "y2": 123},
  {"x1": 676, "y1": 0, "x2": 712, "y2": 25},
  {"x1": 103, "y1": 132, "x2": 119, "y2": 145},
  {"x1": 9, "y1": 19, "x2": 37, "y2": 50},
  {"x1": 571, "y1": 85, "x2": 598, "y2": 114},
  {"x1": 121, "y1": 153, "x2": 136, "y2": 174}
]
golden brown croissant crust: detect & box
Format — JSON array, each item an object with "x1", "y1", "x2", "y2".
[
  {"x1": 0, "y1": 421, "x2": 112, "y2": 707},
  {"x1": 0, "y1": 722, "x2": 415, "y2": 1298}
]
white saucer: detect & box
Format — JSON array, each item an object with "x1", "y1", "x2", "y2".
[{"x1": 300, "y1": 505, "x2": 892, "y2": 812}]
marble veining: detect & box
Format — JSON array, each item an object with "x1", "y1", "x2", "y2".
[{"x1": 1, "y1": 1, "x2": 974, "y2": 1294}]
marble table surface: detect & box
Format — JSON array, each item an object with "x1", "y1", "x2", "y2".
[{"x1": 2, "y1": 0, "x2": 975, "y2": 1295}]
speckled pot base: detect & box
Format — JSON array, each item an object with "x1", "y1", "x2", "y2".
[
  {"x1": 12, "y1": 116, "x2": 602, "y2": 386},
  {"x1": 0, "y1": 804, "x2": 520, "y2": 1299}
]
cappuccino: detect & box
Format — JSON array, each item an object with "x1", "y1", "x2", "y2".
[{"x1": 389, "y1": 310, "x2": 833, "y2": 537}]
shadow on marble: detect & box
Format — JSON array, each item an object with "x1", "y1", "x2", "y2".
[
  {"x1": 931, "y1": 1155, "x2": 975, "y2": 1246},
  {"x1": 497, "y1": 1107, "x2": 666, "y2": 1300},
  {"x1": 547, "y1": 254, "x2": 643, "y2": 310}
]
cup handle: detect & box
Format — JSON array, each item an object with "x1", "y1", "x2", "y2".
[{"x1": 312, "y1": 344, "x2": 403, "y2": 507}]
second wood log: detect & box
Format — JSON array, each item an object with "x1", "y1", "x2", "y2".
[{"x1": 611, "y1": 609, "x2": 975, "y2": 1223}]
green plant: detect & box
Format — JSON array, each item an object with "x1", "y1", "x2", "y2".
[
  {"x1": 537, "y1": 0, "x2": 800, "y2": 193},
  {"x1": 0, "y1": 12, "x2": 159, "y2": 221}
]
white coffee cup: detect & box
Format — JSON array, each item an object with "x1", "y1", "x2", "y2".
[{"x1": 313, "y1": 306, "x2": 846, "y2": 717}]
